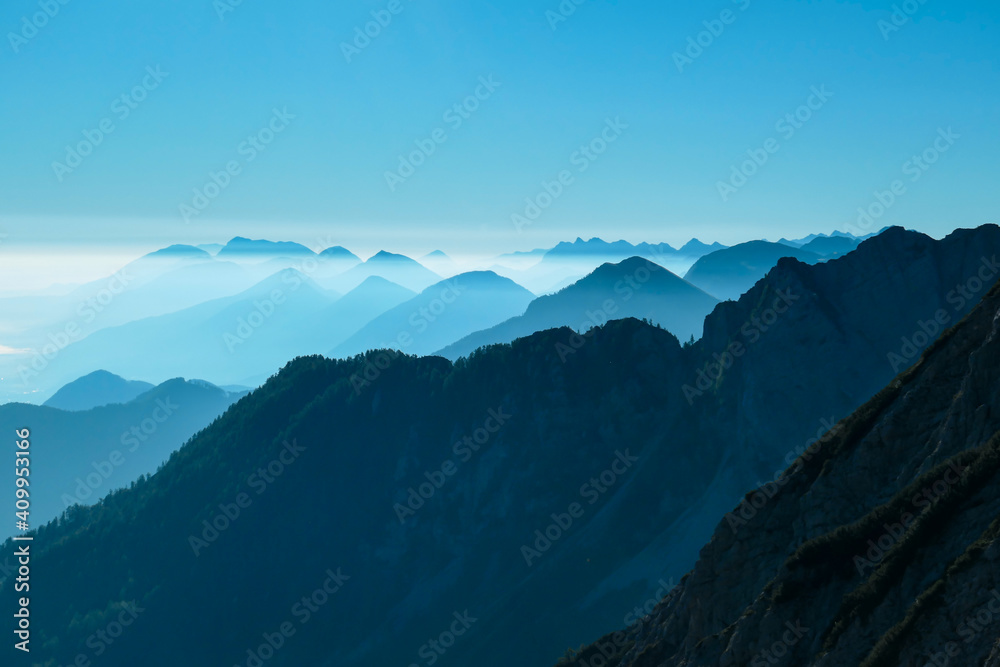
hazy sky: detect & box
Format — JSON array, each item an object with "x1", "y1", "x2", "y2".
[{"x1": 1, "y1": 0, "x2": 997, "y2": 274}]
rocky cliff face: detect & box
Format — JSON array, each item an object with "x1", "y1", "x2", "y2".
[
  {"x1": 694, "y1": 224, "x2": 1000, "y2": 469},
  {"x1": 560, "y1": 246, "x2": 1000, "y2": 666}
]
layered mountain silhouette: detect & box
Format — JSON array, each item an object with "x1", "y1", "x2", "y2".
[
  {"x1": 334, "y1": 250, "x2": 442, "y2": 293},
  {"x1": 44, "y1": 271, "x2": 417, "y2": 389},
  {"x1": 332, "y1": 271, "x2": 535, "y2": 357},
  {"x1": 45, "y1": 269, "x2": 340, "y2": 387},
  {"x1": 559, "y1": 236, "x2": 1000, "y2": 667},
  {"x1": 6, "y1": 226, "x2": 1000, "y2": 666},
  {"x1": 43, "y1": 370, "x2": 154, "y2": 411},
  {"x1": 421, "y1": 250, "x2": 462, "y2": 277},
  {"x1": 684, "y1": 240, "x2": 823, "y2": 301},
  {"x1": 491, "y1": 238, "x2": 726, "y2": 294},
  {"x1": 798, "y1": 234, "x2": 860, "y2": 257},
  {"x1": 0, "y1": 377, "x2": 245, "y2": 538},
  {"x1": 437, "y1": 257, "x2": 718, "y2": 360},
  {"x1": 216, "y1": 237, "x2": 318, "y2": 259}
]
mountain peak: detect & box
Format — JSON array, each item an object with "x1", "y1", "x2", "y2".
[
  {"x1": 319, "y1": 246, "x2": 360, "y2": 261},
  {"x1": 218, "y1": 237, "x2": 316, "y2": 257},
  {"x1": 145, "y1": 244, "x2": 211, "y2": 260},
  {"x1": 43, "y1": 371, "x2": 155, "y2": 412},
  {"x1": 368, "y1": 250, "x2": 410, "y2": 262}
]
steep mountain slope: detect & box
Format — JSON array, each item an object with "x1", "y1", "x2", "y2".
[
  {"x1": 43, "y1": 370, "x2": 154, "y2": 411},
  {"x1": 437, "y1": 257, "x2": 718, "y2": 360},
  {"x1": 4, "y1": 226, "x2": 1000, "y2": 667},
  {"x1": 0, "y1": 378, "x2": 246, "y2": 537},
  {"x1": 2, "y1": 321, "x2": 700, "y2": 667},
  {"x1": 684, "y1": 240, "x2": 822, "y2": 300},
  {"x1": 559, "y1": 243, "x2": 1000, "y2": 667},
  {"x1": 332, "y1": 271, "x2": 535, "y2": 357}
]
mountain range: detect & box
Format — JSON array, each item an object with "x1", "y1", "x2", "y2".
[
  {"x1": 438, "y1": 257, "x2": 718, "y2": 360},
  {"x1": 0, "y1": 231, "x2": 877, "y2": 403},
  {"x1": 4, "y1": 226, "x2": 998, "y2": 665}
]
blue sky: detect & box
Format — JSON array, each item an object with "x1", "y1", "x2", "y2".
[{"x1": 0, "y1": 0, "x2": 997, "y2": 268}]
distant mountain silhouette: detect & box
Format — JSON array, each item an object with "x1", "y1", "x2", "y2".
[
  {"x1": 216, "y1": 237, "x2": 317, "y2": 258},
  {"x1": 799, "y1": 235, "x2": 860, "y2": 257},
  {"x1": 44, "y1": 370, "x2": 154, "y2": 411},
  {"x1": 332, "y1": 271, "x2": 534, "y2": 357},
  {"x1": 421, "y1": 250, "x2": 462, "y2": 277},
  {"x1": 684, "y1": 240, "x2": 822, "y2": 300},
  {"x1": 144, "y1": 244, "x2": 212, "y2": 260},
  {"x1": 333, "y1": 250, "x2": 442, "y2": 293},
  {"x1": 314, "y1": 276, "x2": 416, "y2": 349},
  {"x1": 492, "y1": 238, "x2": 727, "y2": 294},
  {"x1": 319, "y1": 245, "x2": 362, "y2": 263},
  {"x1": 678, "y1": 238, "x2": 726, "y2": 256},
  {"x1": 545, "y1": 237, "x2": 674, "y2": 259},
  {"x1": 0, "y1": 377, "x2": 245, "y2": 538},
  {"x1": 0, "y1": 254, "x2": 258, "y2": 377},
  {"x1": 438, "y1": 257, "x2": 718, "y2": 360},
  {"x1": 48, "y1": 269, "x2": 340, "y2": 387}
]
